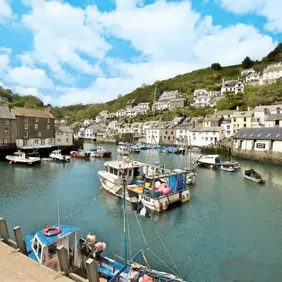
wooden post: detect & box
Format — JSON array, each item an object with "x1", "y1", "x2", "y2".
[
  {"x1": 56, "y1": 245, "x2": 70, "y2": 273},
  {"x1": 0, "y1": 218, "x2": 10, "y2": 242},
  {"x1": 86, "y1": 258, "x2": 99, "y2": 282},
  {"x1": 13, "y1": 226, "x2": 27, "y2": 255}
]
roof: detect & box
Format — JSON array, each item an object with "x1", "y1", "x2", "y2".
[
  {"x1": 12, "y1": 107, "x2": 54, "y2": 118},
  {"x1": 36, "y1": 225, "x2": 79, "y2": 247},
  {"x1": 223, "y1": 79, "x2": 243, "y2": 87},
  {"x1": 265, "y1": 114, "x2": 282, "y2": 121},
  {"x1": 264, "y1": 65, "x2": 282, "y2": 73},
  {"x1": 0, "y1": 106, "x2": 16, "y2": 119},
  {"x1": 169, "y1": 98, "x2": 186, "y2": 102},
  {"x1": 56, "y1": 126, "x2": 74, "y2": 133},
  {"x1": 233, "y1": 128, "x2": 282, "y2": 141},
  {"x1": 254, "y1": 105, "x2": 282, "y2": 112},
  {"x1": 86, "y1": 123, "x2": 105, "y2": 132},
  {"x1": 233, "y1": 111, "x2": 254, "y2": 118},
  {"x1": 204, "y1": 116, "x2": 222, "y2": 122},
  {"x1": 173, "y1": 117, "x2": 184, "y2": 122},
  {"x1": 191, "y1": 126, "x2": 221, "y2": 132},
  {"x1": 138, "y1": 102, "x2": 150, "y2": 105}
]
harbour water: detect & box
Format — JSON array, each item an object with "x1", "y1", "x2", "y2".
[{"x1": 1, "y1": 144, "x2": 282, "y2": 281}]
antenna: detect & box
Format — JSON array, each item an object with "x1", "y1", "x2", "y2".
[{"x1": 57, "y1": 201, "x2": 60, "y2": 226}]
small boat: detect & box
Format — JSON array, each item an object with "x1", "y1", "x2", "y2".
[
  {"x1": 41, "y1": 158, "x2": 53, "y2": 162},
  {"x1": 6, "y1": 151, "x2": 41, "y2": 165},
  {"x1": 244, "y1": 169, "x2": 266, "y2": 184},
  {"x1": 129, "y1": 144, "x2": 141, "y2": 154},
  {"x1": 71, "y1": 150, "x2": 90, "y2": 160},
  {"x1": 221, "y1": 166, "x2": 235, "y2": 172},
  {"x1": 49, "y1": 150, "x2": 70, "y2": 162},
  {"x1": 198, "y1": 155, "x2": 240, "y2": 170},
  {"x1": 117, "y1": 145, "x2": 130, "y2": 155},
  {"x1": 90, "y1": 146, "x2": 112, "y2": 158}
]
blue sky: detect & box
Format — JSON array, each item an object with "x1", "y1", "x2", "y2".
[{"x1": 0, "y1": 0, "x2": 281, "y2": 106}]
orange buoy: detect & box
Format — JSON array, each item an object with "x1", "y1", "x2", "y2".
[{"x1": 43, "y1": 226, "x2": 62, "y2": 237}]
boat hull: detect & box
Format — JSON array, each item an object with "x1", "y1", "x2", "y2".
[
  {"x1": 244, "y1": 174, "x2": 265, "y2": 183},
  {"x1": 99, "y1": 175, "x2": 190, "y2": 212},
  {"x1": 6, "y1": 156, "x2": 41, "y2": 165}
]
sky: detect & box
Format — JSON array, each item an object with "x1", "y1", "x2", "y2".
[{"x1": 0, "y1": 0, "x2": 281, "y2": 106}]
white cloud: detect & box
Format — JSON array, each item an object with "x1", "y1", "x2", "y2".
[
  {"x1": 0, "y1": 47, "x2": 11, "y2": 72},
  {"x1": 220, "y1": 0, "x2": 282, "y2": 32},
  {"x1": 7, "y1": 66, "x2": 53, "y2": 89},
  {"x1": 0, "y1": 0, "x2": 12, "y2": 23},
  {"x1": 21, "y1": 0, "x2": 111, "y2": 82}
]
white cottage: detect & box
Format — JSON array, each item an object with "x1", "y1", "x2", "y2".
[
  {"x1": 221, "y1": 79, "x2": 245, "y2": 95},
  {"x1": 190, "y1": 127, "x2": 225, "y2": 147}
]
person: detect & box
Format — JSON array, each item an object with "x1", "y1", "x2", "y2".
[{"x1": 127, "y1": 268, "x2": 140, "y2": 282}]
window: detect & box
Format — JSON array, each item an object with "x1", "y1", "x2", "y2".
[
  {"x1": 243, "y1": 117, "x2": 246, "y2": 122},
  {"x1": 41, "y1": 139, "x2": 45, "y2": 145},
  {"x1": 24, "y1": 117, "x2": 28, "y2": 122},
  {"x1": 210, "y1": 137, "x2": 213, "y2": 141},
  {"x1": 58, "y1": 139, "x2": 61, "y2": 142},
  {"x1": 205, "y1": 137, "x2": 208, "y2": 141},
  {"x1": 25, "y1": 123, "x2": 28, "y2": 129},
  {"x1": 47, "y1": 118, "x2": 50, "y2": 123},
  {"x1": 4, "y1": 138, "x2": 10, "y2": 143},
  {"x1": 5, "y1": 119, "x2": 10, "y2": 125},
  {"x1": 34, "y1": 124, "x2": 38, "y2": 129},
  {"x1": 35, "y1": 118, "x2": 39, "y2": 122},
  {"x1": 66, "y1": 138, "x2": 69, "y2": 142},
  {"x1": 38, "y1": 132, "x2": 41, "y2": 137},
  {"x1": 244, "y1": 124, "x2": 246, "y2": 127},
  {"x1": 233, "y1": 118, "x2": 236, "y2": 122},
  {"x1": 275, "y1": 120, "x2": 279, "y2": 126},
  {"x1": 24, "y1": 132, "x2": 28, "y2": 138},
  {"x1": 34, "y1": 140, "x2": 39, "y2": 145},
  {"x1": 47, "y1": 124, "x2": 50, "y2": 130},
  {"x1": 4, "y1": 128, "x2": 9, "y2": 135}
]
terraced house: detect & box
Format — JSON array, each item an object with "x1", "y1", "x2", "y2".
[
  {"x1": 11, "y1": 107, "x2": 55, "y2": 149},
  {"x1": 0, "y1": 106, "x2": 17, "y2": 149}
]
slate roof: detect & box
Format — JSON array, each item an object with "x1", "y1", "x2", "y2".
[
  {"x1": 191, "y1": 126, "x2": 221, "y2": 132},
  {"x1": 233, "y1": 128, "x2": 282, "y2": 141},
  {"x1": 254, "y1": 105, "x2": 282, "y2": 112},
  {"x1": 265, "y1": 114, "x2": 282, "y2": 121},
  {"x1": 233, "y1": 111, "x2": 254, "y2": 118},
  {"x1": 0, "y1": 106, "x2": 16, "y2": 119},
  {"x1": 56, "y1": 126, "x2": 73, "y2": 133},
  {"x1": 12, "y1": 107, "x2": 54, "y2": 118},
  {"x1": 204, "y1": 116, "x2": 222, "y2": 122},
  {"x1": 215, "y1": 110, "x2": 235, "y2": 116}
]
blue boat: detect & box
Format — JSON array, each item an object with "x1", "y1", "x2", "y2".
[{"x1": 25, "y1": 191, "x2": 185, "y2": 281}]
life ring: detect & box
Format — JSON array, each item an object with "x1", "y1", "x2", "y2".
[{"x1": 43, "y1": 226, "x2": 62, "y2": 237}]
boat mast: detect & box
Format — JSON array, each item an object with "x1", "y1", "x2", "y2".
[{"x1": 122, "y1": 175, "x2": 127, "y2": 265}]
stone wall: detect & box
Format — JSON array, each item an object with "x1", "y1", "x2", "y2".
[{"x1": 232, "y1": 148, "x2": 282, "y2": 164}]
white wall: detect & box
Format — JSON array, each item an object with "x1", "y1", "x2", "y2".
[
  {"x1": 273, "y1": 141, "x2": 282, "y2": 152},
  {"x1": 190, "y1": 131, "x2": 222, "y2": 147}
]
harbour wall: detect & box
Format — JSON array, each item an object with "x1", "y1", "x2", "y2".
[{"x1": 232, "y1": 148, "x2": 282, "y2": 165}]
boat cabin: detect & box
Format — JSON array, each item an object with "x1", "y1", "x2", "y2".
[
  {"x1": 198, "y1": 155, "x2": 220, "y2": 165},
  {"x1": 13, "y1": 151, "x2": 26, "y2": 158},
  {"x1": 26, "y1": 225, "x2": 80, "y2": 269}
]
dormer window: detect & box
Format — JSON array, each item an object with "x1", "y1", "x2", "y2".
[{"x1": 277, "y1": 108, "x2": 281, "y2": 114}]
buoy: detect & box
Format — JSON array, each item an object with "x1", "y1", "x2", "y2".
[{"x1": 155, "y1": 181, "x2": 161, "y2": 189}]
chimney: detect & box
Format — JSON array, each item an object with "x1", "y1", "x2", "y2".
[
  {"x1": 247, "y1": 106, "x2": 250, "y2": 111},
  {"x1": 236, "y1": 106, "x2": 239, "y2": 111}
]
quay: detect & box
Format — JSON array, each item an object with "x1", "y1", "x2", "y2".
[
  {"x1": 0, "y1": 218, "x2": 106, "y2": 282},
  {"x1": 0, "y1": 242, "x2": 72, "y2": 282}
]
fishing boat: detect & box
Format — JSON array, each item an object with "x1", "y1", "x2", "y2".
[
  {"x1": 90, "y1": 146, "x2": 112, "y2": 158},
  {"x1": 98, "y1": 159, "x2": 190, "y2": 212},
  {"x1": 6, "y1": 151, "x2": 41, "y2": 165},
  {"x1": 25, "y1": 190, "x2": 185, "y2": 281},
  {"x1": 198, "y1": 155, "x2": 239, "y2": 170},
  {"x1": 71, "y1": 150, "x2": 90, "y2": 160},
  {"x1": 244, "y1": 169, "x2": 265, "y2": 184},
  {"x1": 117, "y1": 145, "x2": 130, "y2": 155},
  {"x1": 129, "y1": 144, "x2": 141, "y2": 154},
  {"x1": 49, "y1": 150, "x2": 70, "y2": 162},
  {"x1": 221, "y1": 166, "x2": 235, "y2": 172}
]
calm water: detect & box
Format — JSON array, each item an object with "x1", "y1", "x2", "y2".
[{"x1": 1, "y1": 145, "x2": 282, "y2": 281}]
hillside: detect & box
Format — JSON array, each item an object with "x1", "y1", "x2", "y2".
[{"x1": 1, "y1": 43, "x2": 282, "y2": 123}]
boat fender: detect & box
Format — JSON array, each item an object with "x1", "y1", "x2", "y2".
[{"x1": 43, "y1": 226, "x2": 62, "y2": 237}]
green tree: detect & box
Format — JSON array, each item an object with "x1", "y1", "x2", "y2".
[
  {"x1": 211, "y1": 63, "x2": 222, "y2": 70},
  {"x1": 242, "y1": 56, "x2": 254, "y2": 69}
]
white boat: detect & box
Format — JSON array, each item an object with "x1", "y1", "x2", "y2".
[
  {"x1": 6, "y1": 151, "x2": 41, "y2": 165},
  {"x1": 117, "y1": 145, "x2": 130, "y2": 155},
  {"x1": 129, "y1": 144, "x2": 141, "y2": 153},
  {"x1": 49, "y1": 150, "x2": 70, "y2": 162},
  {"x1": 221, "y1": 165, "x2": 235, "y2": 172},
  {"x1": 98, "y1": 159, "x2": 190, "y2": 212}
]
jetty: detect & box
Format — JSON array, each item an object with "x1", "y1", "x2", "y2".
[{"x1": 0, "y1": 218, "x2": 106, "y2": 282}]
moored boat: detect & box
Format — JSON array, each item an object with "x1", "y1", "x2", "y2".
[
  {"x1": 49, "y1": 150, "x2": 70, "y2": 162},
  {"x1": 98, "y1": 159, "x2": 190, "y2": 212},
  {"x1": 198, "y1": 155, "x2": 240, "y2": 170},
  {"x1": 6, "y1": 151, "x2": 41, "y2": 165},
  {"x1": 90, "y1": 146, "x2": 112, "y2": 158},
  {"x1": 221, "y1": 166, "x2": 235, "y2": 172},
  {"x1": 129, "y1": 144, "x2": 141, "y2": 154},
  {"x1": 117, "y1": 145, "x2": 130, "y2": 155},
  {"x1": 71, "y1": 150, "x2": 90, "y2": 159},
  {"x1": 244, "y1": 169, "x2": 265, "y2": 184}
]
